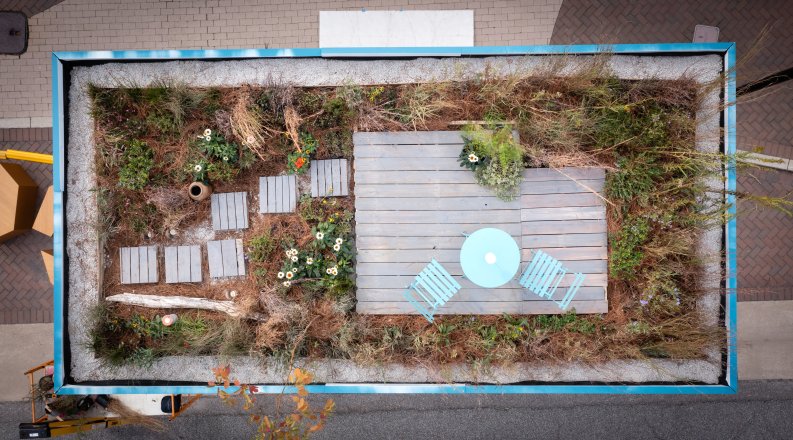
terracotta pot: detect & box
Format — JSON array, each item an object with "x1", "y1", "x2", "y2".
[{"x1": 188, "y1": 181, "x2": 212, "y2": 201}]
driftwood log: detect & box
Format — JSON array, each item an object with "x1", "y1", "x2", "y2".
[{"x1": 106, "y1": 293, "x2": 266, "y2": 321}]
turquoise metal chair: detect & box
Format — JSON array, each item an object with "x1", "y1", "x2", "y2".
[
  {"x1": 519, "y1": 250, "x2": 585, "y2": 310},
  {"x1": 402, "y1": 259, "x2": 462, "y2": 323}
]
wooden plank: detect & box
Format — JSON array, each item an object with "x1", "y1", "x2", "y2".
[
  {"x1": 354, "y1": 144, "x2": 463, "y2": 158},
  {"x1": 288, "y1": 175, "x2": 296, "y2": 212},
  {"x1": 210, "y1": 194, "x2": 220, "y2": 230},
  {"x1": 190, "y1": 245, "x2": 202, "y2": 282},
  {"x1": 240, "y1": 192, "x2": 249, "y2": 228},
  {"x1": 356, "y1": 286, "x2": 605, "y2": 302},
  {"x1": 520, "y1": 206, "x2": 606, "y2": 221},
  {"x1": 357, "y1": 260, "x2": 605, "y2": 277},
  {"x1": 129, "y1": 247, "x2": 140, "y2": 284},
  {"x1": 221, "y1": 239, "x2": 237, "y2": 277},
  {"x1": 356, "y1": 196, "x2": 519, "y2": 211},
  {"x1": 120, "y1": 247, "x2": 130, "y2": 284},
  {"x1": 355, "y1": 157, "x2": 462, "y2": 171},
  {"x1": 324, "y1": 160, "x2": 333, "y2": 195},
  {"x1": 356, "y1": 210, "x2": 520, "y2": 224},
  {"x1": 355, "y1": 183, "x2": 496, "y2": 198},
  {"x1": 356, "y1": 274, "x2": 607, "y2": 289},
  {"x1": 267, "y1": 176, "x2": 276, "y2": 213},
  {"x1": 333, "y1": 159, "x2": 342, "y2": 196},
  {"x1": 520, "y1": 179, "x2": 605, "y2": 195},
  {"x1": 317, "y1": 161, "x2": 326, "y2": 197},
  {"x1": 177, "y1": 246, "x2": 191, "y2": 283},
  {"x1": 357, "y1": 249, "x2": 606, "y2": 265},
  {"x1": 355, "y1": 223, "x2": 521, "y2": 237},
  {"x1": 355, "y1": 170, "x2": 477, "y2": 184},
  {"x1": 522, "y1": 167, "x2": 605, "y2": 181},
  {"x1": 234, "y1": 192, "x2": 246, "y2": 229},
  {"x1": 521, "y1": 247, "x2": 608, "y2": 261},
  {"x1": 521, "y1": 220, "x2": 606, "y2": 235},
  {"x1": 340, "y1": 159, "x2": 349, "y2": 196},
  {"x1": 276, "y1": 175, "x2": 285, "y2": 213},
  {"x1": 355, "y1": 300, "x2": 608, "y2": 315},
  {"x1": 258, "y1": 177, "x2": 266, "y2": 213},
  {"x1": 310, "y1": 164, "x2": 318, "y2": 197},
  {"x1": 147, "y1": 246, "x2": 158, "y2": 283},
  {"x1": 164, "y1": 246, "x2": 178, "y2": 283},
  {"x1": 521, "y1": 193, "x2": 604, "y2": 208},
  {"x1": 353, "y1": 131, "x2": 464, "y2": 145},
  {"x1": 522, "y1": 233, "x2": 607, "y2": 248},
  {"x1": 356, "y1": 236, "x2": 466, "y2": 250},
  {"x1": 207, "y1": 240, "x2": 223, "y2": 278},
  {"x1": 235, "y1": 239, "x2": 246, "y2": 276},
  {"x1": 218, "y1": 193, "x2": 228, "y2": 230},
  {"x1": 138, "y1": 245, "x2": 149, "y2": 283},
  {"x1": 228, "y1": 192, "x2": 239, "y2": 229}
]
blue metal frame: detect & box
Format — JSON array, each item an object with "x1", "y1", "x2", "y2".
[{"x1": 51, "y1": 43, "x2": 737, "y2": 395}]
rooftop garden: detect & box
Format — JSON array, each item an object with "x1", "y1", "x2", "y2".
[{"x1": 85, "y1": 58, "x2": 770, "y2": 376}]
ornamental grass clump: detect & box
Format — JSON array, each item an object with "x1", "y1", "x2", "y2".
[{"x1": 459, "y1": 124, "x2": 524, "y2": 201}]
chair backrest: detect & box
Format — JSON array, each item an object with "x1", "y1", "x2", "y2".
[
  {"x1": 403, "y1": 259, "x2": 462, "y2": 322},
  {"x1": 519, "y1": 250, "x2": 584, "y2": 310}
]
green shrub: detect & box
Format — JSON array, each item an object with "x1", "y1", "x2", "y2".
[
  {"x1": 533, "y1": 310, "x2": 595, "y2": 334},
  {"x1": 459, "y1": 126, "x2": 524, "y2": 200},
  {"x1": 605, "y1": 154, "x2": 663, "y2": 204},
  {"x1": 249, "y1": 233, "x2": 276, "y2": 263},
  {"x1": 609, "y1": 216, "x2": 651, "y2": 280},
  {"x1": 317, "y1": 96, "x2": 354, "y2": 128},
  {"x1": 118, "y1": 139, "x2": 154, "y2": 190}
]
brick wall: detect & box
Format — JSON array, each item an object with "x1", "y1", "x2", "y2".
[{"x1": 0, "y1": 0, "x2": 562, "y2": 126}]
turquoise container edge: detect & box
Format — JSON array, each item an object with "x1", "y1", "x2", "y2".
[{"x1": 51, "y1": 43, "x2": 738, "y2": 395}]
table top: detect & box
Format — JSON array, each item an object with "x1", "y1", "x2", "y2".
[{"x1": 459, "y1": 228, "x2": 520, "y2": 288}]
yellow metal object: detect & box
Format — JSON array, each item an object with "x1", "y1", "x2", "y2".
[{"x1": 0, "y1": 149, "x2": 53, "y2": 164}]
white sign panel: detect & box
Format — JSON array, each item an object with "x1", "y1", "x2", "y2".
[{"x1": 320, "y1": 10, "x2": 474, "y2": 48}]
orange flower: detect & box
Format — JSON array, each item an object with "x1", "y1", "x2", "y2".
[{"x1": 294, "y1": 157, "x2": 306, "y2": 169}]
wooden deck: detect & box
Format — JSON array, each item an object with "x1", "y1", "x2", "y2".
[{"x1": 353, "y1": 131, "x2": 608, "y2": 315}]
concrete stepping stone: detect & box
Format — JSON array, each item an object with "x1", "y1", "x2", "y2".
[
  {"x1": 259, "y1": 175, "x2": 296, "y2": 213},
  {"x1": 211, "y1": 192, "x2": 249, "y2": 231},
  {"x1": 119, "y1": 245, "x2": 158, "y2": 284},
  {"x1": 207, "y1": 239, "x2": 245, "y2": 278},
  {"x1": 164, "y1": 245, "x2": 202, "y2": 283},
  {"x1": 310, "y1": 159, "x2": 349, "y2": 197}
]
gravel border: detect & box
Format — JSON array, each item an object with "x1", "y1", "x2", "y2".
[{"x1": 66, "y1": 54, "x2": 724, "y2": 384}]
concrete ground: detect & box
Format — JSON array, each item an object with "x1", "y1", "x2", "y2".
[{"x1": 2, "y1": 380, "x2": 793, "y2": 439}]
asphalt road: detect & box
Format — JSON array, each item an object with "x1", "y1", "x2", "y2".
[{"x1": 3, "y1": 380, "x2": 792, "y2": 439}]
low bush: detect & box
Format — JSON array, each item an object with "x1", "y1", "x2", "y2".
[{"x1": 117, "y1": 139, "x2": 154, "y2": 190}]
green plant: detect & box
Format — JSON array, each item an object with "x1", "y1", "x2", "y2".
[
  {"x1": 287, "y1": 132, "x2": 318, "y2": 174},
  {"x1": 118, "y1": 139, "x2": 154, "y2": 190},
  {"x1": 197, "y1": 129, "x2": 239, "y2": 162},
  {"x1": 129, "y1": 347, "x2": 155, "y2": 368},
  {"x1": 435, "y1": 323, "x2": 456, "y2": 347},
  {"x1": 317, "y1": 96, "x2": 354, "y2": 128},
  {"x1": 533, "y1": 310, "x2": 594, "y2": 334},
  {"x1": 249, "y1": 233, "x2": 276, "y2": 263},
  {"x1": 459, "y1": 125, "x2": 524, "y2": 200},
  {"x1": 609, "y1": 216, "x2": 650, "y2": 280}
]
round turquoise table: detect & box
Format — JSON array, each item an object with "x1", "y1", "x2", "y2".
[{"x1": 459, "y1": 228, "x2": 520, "y2": 288}]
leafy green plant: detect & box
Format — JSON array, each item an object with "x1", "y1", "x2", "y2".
[
  {"x1": 435, "y1": 323, "x2": 457, "y2": 347},
  {"x1": 609, "y1": 216, "x2": 650, "y2": 280},
  {"x1": 249, "y1": 233, "x2": 276, "y2": 263},
  {"x1": 118, "y1": 139, "x2": 154, "y2": 190},
  {"x1": 459, "y1": 125, "x2": 524, "y2": 200},
  {"x1": 287, "y1": 132, "x2": 318, "y2": 174},
  {"x1": 197, "y1": 129, "x2": 239, "y2": 162},
  {"x1": 533, "y1": 310, "x2": 595, "y2": 334},
  {"x1": 317, "y1": 96, "x2": 354, "y2": 128}
]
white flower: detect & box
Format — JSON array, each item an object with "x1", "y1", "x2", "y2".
[
  {"x1": 204, "y1": 135, "x2": 211, "y2": 141},
  {"x1": 315, "y1": 232, "x2": 324, "y2": 240},
  {"x1": 282, "y1": 281, "x2": 291, "y2": 287},
  {"x1": 326, "y1": 268, "x2": 332, "y2": 275},
  {"x1": 223, "y1": 156, "x2": 229, "y2": 162},
  {"x1": 333, "y1": 243, "x2": 341, "y2": 252},
  {"x1": 306, "y1": 257, "x2": 314, "y2": 265},
  {"x1": 285, "y1": 271, "x2": 294, "y2": 279},
  {"x1": 330, "y1": 266, "x2": 338, "y2": 276},
  {"x1": 289, "y1": 248, "x2": 297, "y2": 256},
  {"x1": 468, "y1": 153, "x2": 479, "y2": 163},
  {"x1": 335, "y1": 238, "x2": 343, "y2": 245},
  {"x1": 246, "y1": 135, "x2": 255, "y2": 145},
  {"x1": 194, "y1": 164, "x2": 203, "y2": 172},
  {"x1": 290, "y1": 255, "x2": 298, "y2": 262},
  {"x1": 204, "y1": 129, "x2": 212, "y2": 137},
  {"x1": 277, "y1": 271, "x2": 285, "y2": 279}
]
